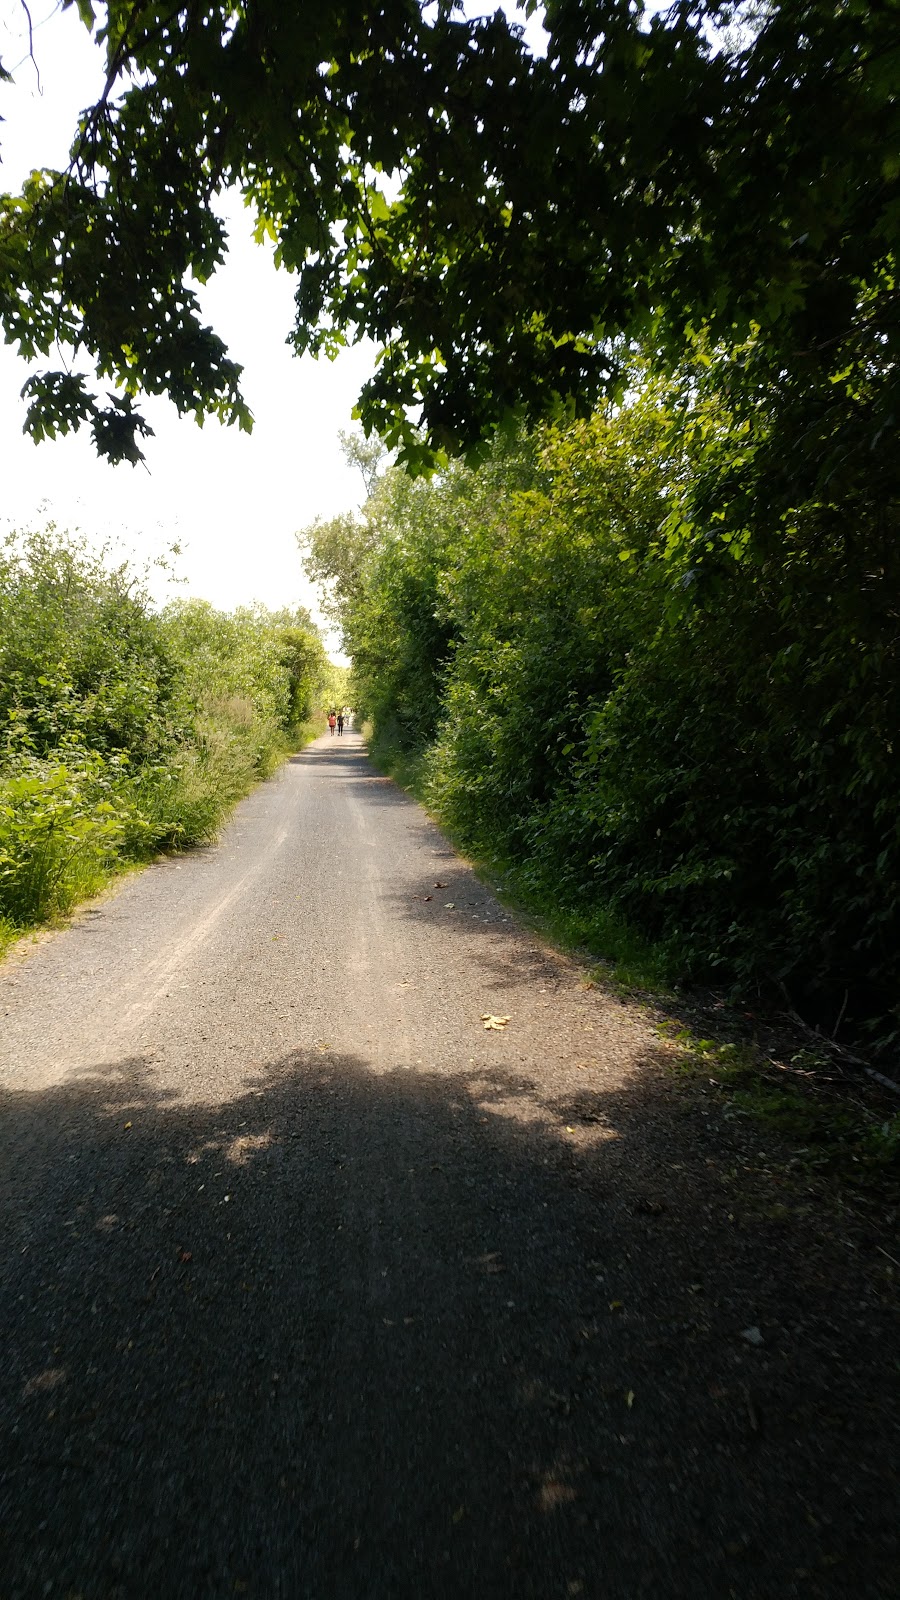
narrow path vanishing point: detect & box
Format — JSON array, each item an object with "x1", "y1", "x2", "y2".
[{"x1": 0, "y1": 733, "x2": 896, "y2": 1598}]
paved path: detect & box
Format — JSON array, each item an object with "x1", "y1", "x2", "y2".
[{"x1": 0, "y1": 734, "x2": 896, "y2": 1597}]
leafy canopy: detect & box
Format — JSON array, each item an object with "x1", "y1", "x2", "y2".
[{"x1": 1, "y1": 0, "x2": 897, "y2": 466}]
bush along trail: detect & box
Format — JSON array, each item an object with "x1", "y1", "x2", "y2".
[
  {"x1": 302, "y1": 354, "x2": 900, "y2": 1075},
  {"x1": 0, "y1": 526, "x2": 343, "y2": 955}
]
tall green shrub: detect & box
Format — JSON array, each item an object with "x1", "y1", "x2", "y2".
[{"x1": 306, "y1": 361, "x2": 900, "y2": 1048}]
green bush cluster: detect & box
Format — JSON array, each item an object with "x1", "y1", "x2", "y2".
[
  {"x1": 0, "y1": 528, "x2": 329, "y2": 934},
  {"x1": 305, "y1": 343, "x2": 900, "y2": 1051}
]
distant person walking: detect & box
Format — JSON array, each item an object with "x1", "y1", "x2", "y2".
[
  {"x1": 328, "y1": 712, "x2": 337, "y2": 736},
  {"x1": 337, "y1": 713, "x2": 345, "y2": 735}
]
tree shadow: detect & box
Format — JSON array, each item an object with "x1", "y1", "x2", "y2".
[
  {"x1": 288, "y1": 741, "x2": 416, "y2": 810},
  {"x1": 0, "y1": 1045, "x2": 895, "y2": 1598},
  {"x1": 289, "y1": 747, "x2": 364, "y2": 767},
  {"x1": 380, "y1": 872, "x2": 578, "y2": 1001}
]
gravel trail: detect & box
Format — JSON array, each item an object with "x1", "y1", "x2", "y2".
[{"x1": 0, "y1": 733, "x2": 896, "y2": 1597}]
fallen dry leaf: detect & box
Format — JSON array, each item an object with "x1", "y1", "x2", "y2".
[{"x1": 481, "y1": 1014, "x2": 510, "y2": 1030}]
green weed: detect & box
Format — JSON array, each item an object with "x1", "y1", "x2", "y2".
[
  {"x1": 0, "y1": 758, "x2": 127, "y2": 925},
  {"x1": 661, "y1": 1024, "x2": 900, "y2": 1190}
]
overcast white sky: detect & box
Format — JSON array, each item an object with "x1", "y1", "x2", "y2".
[{"x1": 0, "y1": 1, "x2": 378, "y2": 649}]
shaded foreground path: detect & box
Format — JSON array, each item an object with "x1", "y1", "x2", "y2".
[{"x1": 0, "y1": 734, "x2": 896, "y2": 1597}]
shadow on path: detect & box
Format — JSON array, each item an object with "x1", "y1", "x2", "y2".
[{"x1": 1, "y1": 1044, "x2": 896, "y2": 1598}]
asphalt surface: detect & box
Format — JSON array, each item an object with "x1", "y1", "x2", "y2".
[{"x1": 0, "y1": 733, "x2": 896, "y2": 1598}]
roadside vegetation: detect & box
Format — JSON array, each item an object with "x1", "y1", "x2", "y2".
[
  {"x1": 302, "y1": 330, "x2": 900, "y2": 1077},
  {"x1": 0, "y1": 526, "x2": 333, "y2": 952}
]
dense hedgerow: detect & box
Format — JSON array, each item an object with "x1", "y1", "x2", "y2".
[
  {"x1": 304, "y1": 344, "x2": 900, "y2": 1050},
  {"x1": 0, "y1": 528, "x2": 331, "y2": 938}
]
